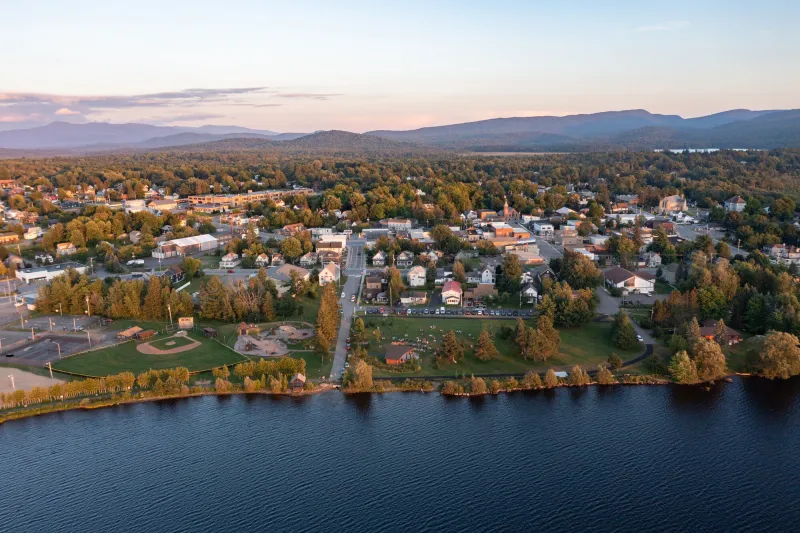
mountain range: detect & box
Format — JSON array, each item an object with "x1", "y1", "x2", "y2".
[{"x1": 0, "y1": 109, "x2": 799, "y2": 155}]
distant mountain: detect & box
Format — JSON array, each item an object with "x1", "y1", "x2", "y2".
[
  {"x1": 0, "y1": 121, "x2": 295, "y2": 150},
  {"x1": 367, "y1": 109, "x2": 800, "y2": 152},
  {"x1": 154, "y1": 130, "x2": 437, "y2": 155}
]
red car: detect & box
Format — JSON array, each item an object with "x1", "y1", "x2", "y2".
[{"x1": 227, "y1": 269, "x2": 234, "y2": 273}]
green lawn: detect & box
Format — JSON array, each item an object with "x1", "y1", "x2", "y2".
[
  {"x1": 52, "y1": 331, "x2": 248, "y2": 376},
  {"x1": 655, "y1": 280, "x2": 674, "y2": 295},
  {"x1": 364, "y1": 316, "x2": 642, "y2": 377},
  {"x1": 292, "y1": 353, "x2": 332, "y2": 380}
]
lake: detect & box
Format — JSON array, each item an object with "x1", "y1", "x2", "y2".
[{"x1": 2, "y1": 378, "x2": 800, "y2": 532}]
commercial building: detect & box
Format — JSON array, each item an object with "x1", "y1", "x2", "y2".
[
  {"x1": 187, "y1": 189, "x2": 314, "y2": 208},
  {"x1": 16, "y1": 262, "x2": 87, "y2": 284},
  {"x1": 152, "y1": 234, "x2": 219, "y2": 259}
]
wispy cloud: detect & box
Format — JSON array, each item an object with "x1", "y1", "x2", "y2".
[
  {"x1": 54, "y1": 107, "x2": 81, "y2": 116},
  {"x1": 633, "y1": 20, "x2": 689, "y2": 33},
  {"x1": 275, "y1": 93, "x2": 342, "y2": 101}
]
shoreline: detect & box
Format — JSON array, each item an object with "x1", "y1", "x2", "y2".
[{"x1": 0, "y1": 373, "x2": 752, "y2": 425}]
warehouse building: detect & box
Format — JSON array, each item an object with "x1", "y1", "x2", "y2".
[
  {"x1": 16, "y1": 262, "x2": 88, "y2": 284},
  {"x1": 152, "y1": 234, "x2": 219, "y2": 259}
]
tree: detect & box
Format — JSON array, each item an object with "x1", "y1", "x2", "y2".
[
  {"x1": 669, "y1": 350, "x2": 699, "y2": 384},
  {"x1": 713, "y1": 319, "x2": 729, "y2": 346},
  {"x1": 597, "y1": 365, "x2": 615, "y2": 385},
  {"x1": 453, "y1": 261, "x2": 467, "y2": 284},
  {"x1": 757, "y1": 331, "x2": 800, "y2": 379},
  {"x1": 544, "y1": 368, "x2": 559, "y2": 388},
  {"x1": 559, "y1": 250, "x2": 603, "y2": 289},
  {"x1": 693, "y1": 339, "x2": 727, "y2": 382},
  {"x1": 499, "y1": 254, "x2": 523, "y2": 292},
  {"x1": 474, "y1": 325, "x2": 500, "y2": 361},
  {"x1": 611, "y1": 312, "x2": 638, "y2": 350},
  {"x1": 387, "y1": 266, "x2": 405, "y2": 304},
  {"x1": 531, "y1": 314, "x2": 560, "y2": 361},
  {"x1": 523, "y1": 371, "x2": 542, "y2": 389},
  {"x1": 568, "y1": 365, "x2": 590, "y2": 386},
  {"x1": 608, "y1": 352, "x2": 623, "y2": 370},
  {"x1": 439, "y1": 330, "x2": 464, "y2": 363},
  {"x1": 181, "y1": 256, "x2": 202, "y2": 279},
  {"x1": 280, "y1": 237, "x2": 302, "y2": 261},
  {"x1": 344, "y1": 359, "x2": 373, "y2": 391},
  {"x1": 142, "y1": 275, "x2": 165, "y2": 320},
  {"x1": 469, "y1": 375, "x2": 487, "y2": 394}
]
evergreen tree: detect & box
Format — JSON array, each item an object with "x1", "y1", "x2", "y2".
[
  {"x1": 669, "y1": 350, "x2": 698, "y2": 384},
  {"x1": 453, "y1": 261, "x2": 467, "y2": 284},
  {"x1": 544, "y1": 368, "x2": 559, "y2": 388},
  {"x1": 608, "y1": 352, "x2": 623, "y2": 370},
  {"x1": 611, "y1": 312, "x2": 638, "y2": 350},
  {"x1": 143, "y1": 275, "x2": 165, "y2": 320},
  {"x1": 439, "y1": 330, "x2": 464, "y2": 363},
  {"x1": 597, "y1": 365, "x2": 615, "y2": 385},
  {"x1": 474, "y1": 325, "x2": 499, "y2": 361},
  {"x1": 568, "y1": 365, "x2": 590, "y2": 386}
]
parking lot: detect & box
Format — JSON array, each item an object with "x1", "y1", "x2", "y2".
[
  {"x1": 362, "y1": 306, "x2": 535, "y2": 318},
  {"x1": 4, "y1": 335, "x2": 91, "y2": 366}
]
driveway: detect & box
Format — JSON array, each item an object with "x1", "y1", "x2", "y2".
[{"x1": 595, "y1": 288, "x2": 655, "y2": 345}]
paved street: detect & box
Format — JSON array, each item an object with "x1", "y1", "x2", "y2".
[
  {"x1": 537, "y1": 238, "x2": 563, "y2": 261},
  {"x1": 329, "y1": 274, "x2": 361, "y2": 380}
]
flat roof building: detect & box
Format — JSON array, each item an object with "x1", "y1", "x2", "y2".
[{"x1": 16, "y1": 262, "x2": 88, "y2": 284}]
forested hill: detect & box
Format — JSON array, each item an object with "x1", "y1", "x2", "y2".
[{"x1": 158, "y1": 130, "x2": 439, "y2": 156}]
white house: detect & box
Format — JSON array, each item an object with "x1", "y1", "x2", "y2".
[
  {"x1": 372, "y1": 250, "x2": 386, "y2": 267},
  {"x1": 56, "y1": 242, "x2": 77, "y2": 257},
  {"x1": 480, "y1": 265, "x2": 496, "y2": 285},
  {"x1": 725, "y1": 196, "x2": 746, "y2": 212},
  {"x1": 641, "y1": 252, "x2": 662, "y2": 268},
  {"x1": 533, "y1": 222, "x2": 554, "y2": 236},
  {"x1": 603, "y1": 266, "x2": 655, "y2": 295},
  {"x1": 318, "y1": 262, "x2": 341, "y2": 286},
  {"x1": 407, "y1": 265, "x2": 426, "y2": 287},
  {"x1": 255, "y1": 253, "x2": 270, "y2": 267},
  {"x1": 219, "y1": 253, "x2": 241, "y2": 269},
  {"x1": 522, "y1": 283, "x2": 539, "y2": 303},
  {"x1": 386, "y1": 218, "x2": 412, "y2": 231},
  {"x1": 24, "y1": 226, "x2": 43, "y2": 240},
  {"x1": 441, "y1": 280, "x2": 462, "y2": 306}
]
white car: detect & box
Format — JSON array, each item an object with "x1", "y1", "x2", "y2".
[
  {"x1": 637, "y1": 334, "x2": 644, "y2": 342},
  {"x1": 341, "y1": 291, "x2": 346, "y2": 298}
]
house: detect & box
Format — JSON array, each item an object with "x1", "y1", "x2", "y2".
[
  {"x1": 641, "y1": 252, "x2": 662, "y2": 268},
  {"x1": 219, "y1": 253, "x2": 241, "y2": 269},
  {"x1": 699, "y1": 320, "x2": 742, "y2": 345},
  {"x1": 364, "y1": 275, "x2": 386, "y2": 301},
  {"x1": 658, "y1": 195, "x2": 687, "y2": 213},
  {"x1": 255, "y1": 253, "x2": 270, "y2": 267},
  {"x1": 441, "y1": 280, "x2": 462, "y2": 306},
  {"x1": 522, "y1": 283, "x2": 539, "y2": 303},
  {"x1": 372, "y1": 250, "x2": 386, "y2": 267},
  {"x1": 318, "y1": 262, "x2": 340, "y2": 286},
  {"x1": 0, "y1": 232, "x2": 19, "y2": 244},
  {"x1": 419, "y1": 250, "x2": 440, "y2": 263},
  {"x1": 270, "y1": 253, "x2": 285, "y2": 266},
  {"x1": 290, "y1": 373, "x2": 306, "y2": 392},
  {"x1": 23, "y1": 227, "x2": 43, "y2": 240},
  {"x1": 55, "y1": 242, "x2": 77, "y2": 257},
  {"x1": 400, "y1": 291, "x2": 428, "y2": 306},
  {"x1": 725, "y1": 196, "x2": 746, "y2": 212},
  {"x1": 603, "y1": 266, "x2": 655, "y2": 295},
  {"x1": 533, "y1": 222, "x2": 554, "y2": 236},
  {"x1": 298, "y1": 252, "x2": 318, "y2": 267},
  {"x1": 129, "y1": 230, "x2": 142, "y2": 244},
  {"x1": 318, "y1": 249, "x2": 342, "y2": 265},
  {"x1": 384, "y1": 218, "x2": 412, "y2": 231},
  {"x1": 385, "y1": 344, "x2": 419, "y2": 365},
  {"x1": 536, "y1": 267, "x2": 557, "y2": 288},
  {"x1": 161, "y1": 266, "x2": 185, "y2": 285},
  {"x1": 480, "y1": 265, "x2": 496, "y2": 285},
  {"x1": 273, "y1": 264, "x2": 310, "y2": 284},
  {"x1": 407, "y1": 265, "x2": 427, "y2": 287},
  {"x1": 464, "y1": 283, "x2": 498, "y2": 306},
  {"x1": 396, "y1": 251, "x2": 414, "y2": 268},
  {"x1": 281, "y1": 223, "x2": 306, "y2": 236}
]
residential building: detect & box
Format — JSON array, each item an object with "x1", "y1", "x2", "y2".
[
  {"x1": 372, "y1": 250, "x2": 386, "y2": 267},
  {"x1": 282, "y1": 223, "x2": 306, "y2": 236},
  {"x1": 123, "y1": 199, "x2": 147, "y2": 213},
  {"x1": 273, "y1": 264, "x2": 310, "y2": 284},
  {"x1": 219, "y1": 253, "x2": 241, "y2": 269},
  {"x1": 385, "y1": 344, "x2": 419, "y2": 366},
  {"x1": 533, "y1": 222, "x2": 554, "y2": 236},
  {"x1": 463, "y1": 283, "x2": 498, "y2": 306},
  {"x1": 160, "y1": 266, "x2": 185, "y2": 285},
  {"x1": 290, "y1": 373, "x2": 306, "y2": 392},
  {"x1": 0, "y1": 232, "x2": 19, "y2": 244},
  {"x1": 603, "y1": 266, "x2": 655, "y2": 295},
  {"x1": 442, "y1": 280, "x2": 462, "y2": 306},
  {"x1": 384, "y1": 218, "x2": 412, "y2": 231},
  {"x1": 480, "y1": 265, "x2": 496, "y2": 285},
  {"x1": 407, "y1": 265, "x2": 426, "y2": 287},
  {"x1": 56, "y1": 242, "x2": 77, "y2": 257},
  {"x1": 23, "y1": 227, "x2": 43, "y2": 240},
  {"x1": 396, "y1": 251, "x2": 414, "y2": 268},
  {"x1": 522, "y1": 283, "x2": 539, "y2": 304},
  {"x1": 270, "y1": 253, "x2": 285, "y2": 266},
  {"x1": 318, "y1": 262, "x2": 341, "y2": 286},
  {"x1": 298, "y1": 252, "x2": 318, "y2": 267},
  {"x1": 255, "y1": 253, "x2": 270, "y2": 267},
  {"x1": 699, "y1": 320, "x2": 742, "y2": 345},
  {"x1": 400, "y1": 291, "x2": 427, "y2": 306},
  {"x1": 658, "y1": 195, "x2": 687, "y2": 213},
  {"x1": 725, "y1": 196, "x2": 746, "y2": 212},
  {"x1": 641, "y1": 252, "x2": 662, "y2": 268}
]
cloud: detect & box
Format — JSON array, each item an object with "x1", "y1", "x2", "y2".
[
  {"x1": 54, "y1": 107, "x2": 81, "y2": 116},
  {"x1": 633, "y1": 20, "x2": 689, "y2": 33},
  {"x1": 275, "y1": 93, "x2": 342, "y2": 101}
]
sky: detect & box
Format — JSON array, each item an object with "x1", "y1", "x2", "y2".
[{"x1": 1, "y1": 0, "x2": 798, "y2": 132}]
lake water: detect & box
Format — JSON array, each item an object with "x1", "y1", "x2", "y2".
[{"x1": 2, "y1": 378, "x2": 800, "y2": 532}]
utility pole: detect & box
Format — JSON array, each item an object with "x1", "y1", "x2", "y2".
[
  {"x1": 57, "y1": 304, "x2": 62, "y2": 317},
  {"x1": 73, "y1": 317, "x2": 77, "y2": 331},
  {"x1": 30, "y1": 327, "x2": 34, "y2": 341},
  {"x1": 8, "y1": 375, "x2": 14, "y2": 390},
  {"x1": 49, "y1": 318, "x2": 53, "y2": 331},
  {"x1": 85, "y1": 295, "x2": 91, "y2": 317},
  {"x1": 167, "y1": 304, "x2": 173, "y2": 327},
  {"x1": 20, "y1": 314, "x2": 24, "y2": 329},
  {"x1": 87, "y1": 331, "x2": 91, "y2": 348},
  {"x1": 56, "y1": 342, "x2": 61, "y2": 359},
  {"x1": 47, "y1": 362, "x2": 53, "y2": 379}
]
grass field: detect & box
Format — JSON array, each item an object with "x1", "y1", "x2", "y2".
[
  {"x1": 364, "y1": 316, "x2": 642, "y2": 377},
  {"x1": 52, "y1": 331, "x2": 247, "y2": 376}
]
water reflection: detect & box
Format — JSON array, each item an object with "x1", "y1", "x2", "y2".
[
  {"x1": 742, "y1": 375, "x2": 800, "y2": 413},
  {"x1": 344, "y1": 392, "x2": 373, "y2": 416},
  {"x1": 667, "y1": 381, "x2": 726, "y2": 411}
]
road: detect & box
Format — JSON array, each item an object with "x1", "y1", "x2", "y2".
[
  {"x1": 537, "y1": 238, "x2": 563, "y2": 261},
  {"x1": 329, "y1": 275, "x2": 361, "y2": 380}
]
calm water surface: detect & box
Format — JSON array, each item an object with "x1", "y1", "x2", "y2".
[{"x1": 2, "y1": 378, "x2": 800, "y2": 532}]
